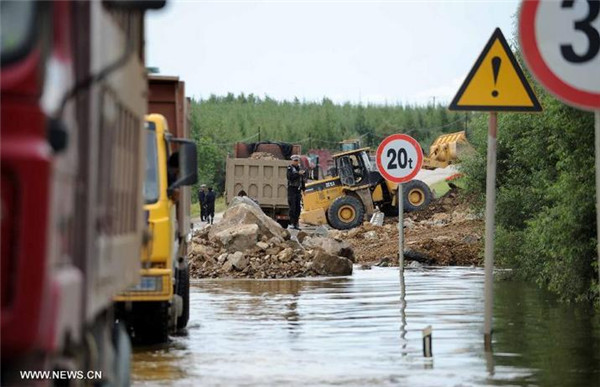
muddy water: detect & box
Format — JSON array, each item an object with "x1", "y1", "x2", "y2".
[{"x1": 132, "y1": 267, "x2": 600, "y2": 386}]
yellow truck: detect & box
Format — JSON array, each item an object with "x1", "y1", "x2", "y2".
[{"x1": 115, "y1": 77, "x2": 197, "y2": 344}]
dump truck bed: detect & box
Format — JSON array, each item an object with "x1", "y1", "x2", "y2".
[{"x1": 225, "y1": 158, "x2": 290, "y2": 208}]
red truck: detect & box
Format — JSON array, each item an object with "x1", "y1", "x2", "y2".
[{"x1": 1, "y1": 0, "x2": 165, "y2": 384}]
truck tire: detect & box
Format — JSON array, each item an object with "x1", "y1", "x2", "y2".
[
  {"x1": 176, "y1": 264, "x2": 190, "y2": 330},
  {"x1": 403, "y1": 179, "x2": 432, "y2": 212},
  {"x1": 113, "y1": 321, "x2": 132, "y2": 386},
  {"x1": 131, "y1": 301, "x2": 169, "y2": 345},
  {"x1": 327, "y1": 195, "x2": 365, "y2": 230}
]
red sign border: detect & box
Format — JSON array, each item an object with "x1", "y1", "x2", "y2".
[
  {"x1": 519, "y1": 0, "x2": 600, "y2": 111},
  {"x1": 376, "y1": 134, "x2": 423, "y2": 183}
]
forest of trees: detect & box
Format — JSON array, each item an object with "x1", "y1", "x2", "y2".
[
  {"x1": 188, "y1": 96, "x2": 470, "y2": 193},
  {"x1": 462, "y1": 82, "x2": 598, "y2": 304}
]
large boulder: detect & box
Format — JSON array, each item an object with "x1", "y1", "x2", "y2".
[
  {"x1": 230, "y1": 196, "x2": 261, "y2": 209},
  {"x1": 302, "y1": 236, "x2": 355, "y2": 262},
  {"x1": 209, "y1": 202, "x2": 286, "y2": 243},
  {"x1": 214, "y1": 223, "x2": 259, "y2": 252},
  {"x1": 228, "y1": 251, "x2": 249, "y2": 271},
  {"x1": 277, "y1": 248, "x2": 294, "y2": 263},
  {"x1": 311, "y1": 249, "x2": 353, "y2": 276}
]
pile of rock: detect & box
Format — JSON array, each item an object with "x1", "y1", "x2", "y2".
[
  {"x1": 188, "y1": 197, "x2": 355, "y2": 279},
  {"x1": 249, "y1": 152, "x2": 278, "y2": 160}
]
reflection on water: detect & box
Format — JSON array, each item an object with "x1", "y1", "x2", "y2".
[
  {"x1": 493, "y1": 280, "x2": 600, "y2": 387},
  {"x1": 132, "y1": 267, "x2": 600, "y2": 386}
]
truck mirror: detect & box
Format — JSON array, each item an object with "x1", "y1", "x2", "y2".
[
  {"x1": 178, "y1": 141, "x2": 198, "y2": 186},
  {"x1": 167, "y1": 138, "x2": 198, "y2": 196}
]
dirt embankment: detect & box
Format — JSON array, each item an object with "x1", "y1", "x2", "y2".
[{"x1": 331, "y1": 187, "x2": 484, "y2": 266}]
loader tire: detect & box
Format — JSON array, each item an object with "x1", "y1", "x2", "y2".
[
  {"x1": 403, "y1": 179, "x2": 432, "y2": 212},
  {"x1": 176, "y1": 264, "x2": 190, "y2": 330},
  {"x1": 327, "y1": 195, "x2": 365, "y2": 230}
]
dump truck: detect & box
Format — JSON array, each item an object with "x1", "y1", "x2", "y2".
[
  {"x1": 225, "y1": 142, "x2": 303, "y2": 228},
  {"x1": 301, "y1": 148, "x2": 432, "y2": 230},
  {"x1": 114, "y1": 75, "x2": 197, "y2": 344},
  {"x1": 1, "y1": 0, "x2": 165, "y2": 384}
]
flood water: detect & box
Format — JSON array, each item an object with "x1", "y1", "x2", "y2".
[{"x1": 132, "y1": 267, "x2": 600, "y2": 386}]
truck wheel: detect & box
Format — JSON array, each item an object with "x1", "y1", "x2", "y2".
[
  {"x1": 327, "y1": 195, "x2": 365, "y2": 230},
  {"x1": 131, "y1": 301, "x2": 169, "y2": 345},
  {"x1": 113, "y1": 321, "x2": 132, "y2": 386},
  {"x1": 176, "y1": 264, "x2": 190, "y2": 330},
  {"x1": 403, "y1": 180, "x2": 432, "y2": 212}
]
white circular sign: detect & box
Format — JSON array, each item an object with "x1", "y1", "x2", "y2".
[
  {"x1": 376, "y1": 134, "x2": 423, "y2": 183},
  {"x1": 520, "y1": 0, "x2": 600, "y2": 110}
]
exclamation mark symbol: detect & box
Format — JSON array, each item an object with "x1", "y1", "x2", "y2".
[{"x1": 491, "y1": 56, "x2": 501, "y2": 98}]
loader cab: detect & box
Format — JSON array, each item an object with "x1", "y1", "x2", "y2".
[{"x1": 333, "y1": 148, "x2": 372, "y2": 187}]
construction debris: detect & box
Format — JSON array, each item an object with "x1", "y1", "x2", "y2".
[
  {"x1": 189, "y1": 197, "x2": 354, "y2": 278},
  {"x1": 249, "y1": 152, "x2": 278, "y2": 160},
  {"x1": 344, "y1": 187, "x2": 483, "y2": 266}
]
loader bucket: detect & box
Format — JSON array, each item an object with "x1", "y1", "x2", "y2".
[{"x1": 425, "y1": 131, "x2": 473, "y2": 169}]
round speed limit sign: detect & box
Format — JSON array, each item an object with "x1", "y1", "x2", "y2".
[
  {"x1": 520, "y1": 0, "x2": 600, "y2": 110},
  {"x1": 376, "y1": 134, "x2": 423, "y2": 183}
]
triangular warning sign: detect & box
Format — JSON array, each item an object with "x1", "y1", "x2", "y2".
[{"x1": 449, "y1": 28, "x2": 542, "y2": 112}]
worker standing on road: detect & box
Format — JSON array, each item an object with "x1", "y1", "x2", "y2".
[
  {"x1": 205, "y1": 186, "x2": 216, "y2": 225},
  {"x1": 198, "y1": 184, "x2": 207, "y2": 221},
  {"x1": 287, "y1": 155, "x2": 305, "y2": 230}
]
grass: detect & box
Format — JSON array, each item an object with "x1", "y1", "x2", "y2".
[
  {"x1": 190, "y1": 196, "x2": 227, "y2": 218},
  {"x1": 215, "y1": 196, "x2": 227, "y2": 212},
  {"x1": 429, "y1": 177, "x2": 466, "y2": 198},
  {"x1": 430, "y1": 180, "x2": 452, "y2": 198}
]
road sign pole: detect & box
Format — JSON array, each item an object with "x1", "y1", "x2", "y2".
[
  {"x1": 596, "y1": 111, "x2": 600, "y2": 289},
  {"x1": 484, "y1": 112, "x2": 497, "y2": 351},
  {"x1": 398, "y1": 183, "x2": 404, "y2": 275}
]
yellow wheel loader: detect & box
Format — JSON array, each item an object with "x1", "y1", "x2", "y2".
[
  {"x1": 422, "y1": 130, "x2": 472, "y2": 170},
  {"x1": 301, "y1": 148, "x2": 433, "y2": 230}
]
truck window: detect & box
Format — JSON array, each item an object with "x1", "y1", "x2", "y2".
[
  {"x1": 144, "y1": 123, "x2": 160, "y2": 204},
  {"x1": 1, "y1": 1, "x2": 37, "y2": 66}
]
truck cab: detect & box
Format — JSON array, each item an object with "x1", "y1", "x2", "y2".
[{"x1": 115, "y1": 114, "x2": 197, "y2": 344}]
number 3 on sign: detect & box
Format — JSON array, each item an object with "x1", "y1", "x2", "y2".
[
  {"x1": 560, "y1": 0, "x2": 599, "y2": 63},
  {"x1": 376, "y1": 134, "x2": 423, "y2": 184},
  {"x1": 519, "y1": 0, "x2": 600, "y2": 111}
]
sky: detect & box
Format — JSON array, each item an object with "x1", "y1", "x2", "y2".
[{"x1": 147, "y1": 1, "x2": 520, "y2": 106}]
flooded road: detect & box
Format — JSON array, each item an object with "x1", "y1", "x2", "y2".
[{"x1": 132, "y1": 267, "x2": 600, "y2": 386}]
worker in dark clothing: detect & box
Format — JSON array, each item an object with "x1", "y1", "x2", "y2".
[
  {"x1": 198, "y1": 184, "x2": 206, "y2": 221},
  {"x1": 287, "y1": 155, "x2": 305, "y2": 230},
  {"x1": 204, "y1": 186, "x2": 216, "y2": 225}
]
